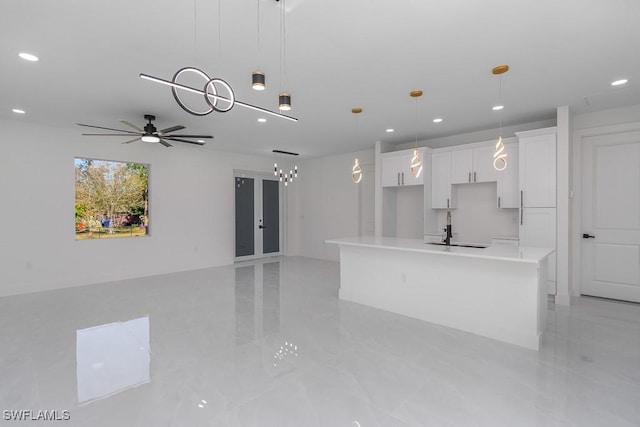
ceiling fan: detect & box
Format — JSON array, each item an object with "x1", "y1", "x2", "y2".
[{"x1": 77, "y1": 114, "x2": 213, "y2": 147}]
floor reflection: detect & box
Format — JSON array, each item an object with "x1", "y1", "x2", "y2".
[
  {"x1": 76, "y1": 316, "x2": 150, "y2": 404},
  {"x1": 235, "y1": 261, "x2": 281, "y2": 345}
]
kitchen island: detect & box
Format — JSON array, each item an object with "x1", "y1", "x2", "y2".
[{"x1": 325, "y1": 236, "x2": 554, "y2": 350}]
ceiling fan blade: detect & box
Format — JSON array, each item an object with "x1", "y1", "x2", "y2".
[
  {"x1": 159, "y1": 125, "x2": 185, "y2": 134},
  {"x1": 158, "y1": 139, "x2": 173, "y2": 147},
  {"x1": 81, "y1": 133, "x2": 142, "y2": 136},
  {"x1": 122, "y1": 137, "x2": 140, "y2": 144},
  {"x1": 120, "y1": 120, "x2": 143, "y2": 132},
  {"x1": 165, "y1": 137, "x2": 206, "y2": 145},
  {"x1": 77, "y1": 123, "x2": 139, "y2": 134},
  {"x1": 166, "y1": 134, "x2": 213, "y2": 139}
]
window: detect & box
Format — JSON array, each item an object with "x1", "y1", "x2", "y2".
[{"x1": 74, "y1": 158, "x2": 149, "y2": 240}]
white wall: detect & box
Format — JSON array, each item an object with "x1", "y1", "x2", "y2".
[
  {"x1": 0, "y1": 119, "x2": 276, "y2": 297},
  {"x1": 287, "y1": 149, "x2": 375, "y2": 261},
  {"x1": 435, "y1": 183, "x2": 519, "y2": 244},
  {"x1": 395, "y1": 186, "x2": 424, "y2": 239}
]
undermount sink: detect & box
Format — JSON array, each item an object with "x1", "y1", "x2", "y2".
[{"x1": 426, "y1": 242, "x2": 488, "y2": 249}]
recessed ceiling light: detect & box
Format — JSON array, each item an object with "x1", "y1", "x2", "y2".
[
  {"x1": 433, "y1": 118, "x2": 443, "y2": 123},
  {"x1": 492, "y1": 105, "x2": 504, "y2": 111},
  {"x1": 18, "y1": 52, "x2": 39, "y2": 62},
  {"x1": 386, "y1": 128, "x2": 394, "y2": 133},
  {"x1": 12, "y1": 108, "x2": 26, "y2": 114},
  {"x1": 611, "y1": 79, "x2": 628, "y2": 86},
  {"x1": 257, "y1": 118, "x2": 267, "y2": 123}
]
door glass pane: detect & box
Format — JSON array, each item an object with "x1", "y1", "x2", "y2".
[
  {"x1": 262, "y1": 179, "x2": 280, "y2": 254},
  {"x1": 235, "y1": 177, "x2": 254, "y2": 257}
]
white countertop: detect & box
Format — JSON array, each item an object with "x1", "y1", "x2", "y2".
[{"x1": 325, "y1": 236, "x2": 554, "y2": 264}]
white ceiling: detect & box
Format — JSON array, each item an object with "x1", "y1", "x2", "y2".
[{"x1": 2, "y1": 0, "x2": 639, "y2": 159}]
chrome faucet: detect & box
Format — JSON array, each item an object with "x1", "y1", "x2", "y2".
[{"x1": 443, "y1": 210, "x2": 453, "y2": 246}]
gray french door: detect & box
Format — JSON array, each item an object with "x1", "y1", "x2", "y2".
[{"x1": 235, "y1": 172, "x2": 282, "y2": 260}]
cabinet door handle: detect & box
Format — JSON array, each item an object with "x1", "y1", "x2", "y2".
[
  {"x1": 468, "y1": 172, "x2": 471, "y2": 183},
  {"x1": 474, "y1": 172, "x2": 477, "y2": 182},
  {"x1": 447, "y1": 198, "x2": 450, "y2": 209},
  {"x1": 498, "y1": 196, "x2": 501, "y2": 208},
  {"x1": 402, "y1": 172, "x2": 405, "y2": 186},
  {"x1": 397, "y1": 172, "x2": 400, "y2": 186},
  {"x1": 520, "y1": 191, "x2": 524, "y2": 225}
]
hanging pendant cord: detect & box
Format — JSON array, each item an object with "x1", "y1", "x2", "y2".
[
  {"x1": 194, "y1": 0, "x2": 198, "y2": 64},
  {"x1": 415, "y1": 97, "x2": 419, "y2": 148},
  {"x1": 283, "y1": 0, "x2": 286, "y2": 89},
  {"x1": 218, "y1": 0, "x2": 222, "y2": 66},
  {"x1": 499, "y1": 74, "x2": 503, "y2": 136},
  {"x1": 257, "y1": 0, "x2": 260, "y2": 67}
]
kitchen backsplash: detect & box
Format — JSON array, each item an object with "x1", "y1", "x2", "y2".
[{"x1": 435, "y1": 182, "x2": 518, "y2": 243}]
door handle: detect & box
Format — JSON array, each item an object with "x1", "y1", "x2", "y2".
[
  {"x1": 397, "y1": 172, "x2": 400, "y2": 186},
  {"x1": 402, "y1": 172, "x2": 405, "y2": 185},
  {"x1": 582, "y1": 233, "x2": 595, "y2": 239},
  {"x1": 474, "y1": 172, "x2": 477, "y2": 182},
  {"x1": 498, "y1": 196, "x2": 501, "y2": 208},
  {"x1": 468, "y1": 172, "x2": 471, "y2": 183},
  {"x1": 259, "y1": 225, "x2": 267, "y2": 229},
  {"x1": 447, "y1": 198, "x2": 450, "y2": 209}
]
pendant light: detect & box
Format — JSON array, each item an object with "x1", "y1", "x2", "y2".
[
  {"x1": 251, "y1": 0, "x2": 265, "y2": 90},
  {"x1": 278, "y1": 0, "x2": 292, "y2": 111},
  {"x1": 492, "y1": 65, "x2": 509, "y2": 171},
  {"x1": 272, "y1": 149, "x2": 298, "y2": 186},
  {"x1": 410, "y1": 90, "x2": 424, "y2": 178},
  {"x1": 351, "y1": 107, "x2": 363, "y2": 184}
]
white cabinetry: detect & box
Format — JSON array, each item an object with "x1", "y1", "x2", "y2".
[
  {"x1": 431, "y1": 151, "x2": 455, "y2": 209},
  {"x1": 451, "y1": 146, "x2": 497, "y2": 184},
  {"x1": 519, "y1": 131, "x2": 556, "y2": 208},
  {"x1": 382, "y1": 149, "x2": 425, "y2": 187},
  {"x1": 516, "y1": 127, "x2": 557, "y2": 295},
  {"x1": 496, "y1": 143, "x2": 519, "y2": 208}
]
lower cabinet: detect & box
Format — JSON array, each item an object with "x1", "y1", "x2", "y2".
[{"x1": 519, "y1": 207, "x2": 556, "y2": 294}]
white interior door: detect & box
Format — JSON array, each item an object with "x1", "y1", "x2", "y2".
[{"x1": 581, "y1": 131, "x2": 640, "y2": 302}]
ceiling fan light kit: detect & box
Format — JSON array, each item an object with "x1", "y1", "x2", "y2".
[{"x1": 77, "y1": 114, "x2": 212, "y2": 148}]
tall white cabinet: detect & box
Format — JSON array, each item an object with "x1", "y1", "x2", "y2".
[
  {"x1": 431, "y1": 151, "x2": 455, "y2": 209},
  {"x1": 516, "y1": 127, "x2": 557, "y2": 294}
]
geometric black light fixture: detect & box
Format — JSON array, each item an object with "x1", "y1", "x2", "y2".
[
  {"x1": 252, "y1": 0, "x2": 266, "y2": 90},
  {"x1": 277, "y1": 0, "x2": 292, "y2": 111},
  {"x1": 252, "y1": 71, "x2": 266, "y2": 91},
  {"x1": 140, "y1": 67, "x2": 297, "y2": 122}
]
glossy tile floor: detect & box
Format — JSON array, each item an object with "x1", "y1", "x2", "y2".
[{"x1": 1, "y1": 256, "x2": 639, "y2": 426}]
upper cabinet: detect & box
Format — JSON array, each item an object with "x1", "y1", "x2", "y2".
[
  {"x1": 496, "y1": 143, "x2": 519, "y2": 208},
  {"x1": 517, "y1": 128, "x2": 557, "y2": 208},
  {"x1": 431, "y1": 151, "x2": 455, "y2": 209},
  {"x1": 382, "y1": 148, "x2": 425, "y2": 187},
  {"x1": 451, "y1": 146, "x2": 497, "y2": 184}
]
